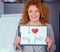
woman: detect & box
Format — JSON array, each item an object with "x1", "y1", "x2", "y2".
[{"x1": 14, "y1": 0, "x2": 56, "y2": 52}]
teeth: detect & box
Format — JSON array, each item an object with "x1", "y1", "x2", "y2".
[{"x1": 32, "y1": 17, "x2": 37, "y2": 19}]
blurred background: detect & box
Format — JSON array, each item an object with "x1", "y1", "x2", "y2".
[{"x1": 0, "y1": 0, "x2": 59, "y2": 52}]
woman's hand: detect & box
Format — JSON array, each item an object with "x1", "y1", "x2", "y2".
[
  {"x1": 45, "y1": 37, "x2": 53, "y2": 52},
  {"x1": 14, "y1": 36, "x2": 21, "y2": 51}
]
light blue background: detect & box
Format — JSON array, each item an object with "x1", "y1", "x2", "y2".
[{"x1": 0, "y1": 14, "x2": 22, "y2": 52}]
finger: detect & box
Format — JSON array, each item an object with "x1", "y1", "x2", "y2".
[{"x1": 45, "y1": 37, "x2": 53, "y2": 44}]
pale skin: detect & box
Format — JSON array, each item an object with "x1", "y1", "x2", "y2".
[{"x1": 14, "y1": 5, "x2": 53, "y2": 52}]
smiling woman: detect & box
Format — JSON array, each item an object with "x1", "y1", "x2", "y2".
[
  {"x1": 14, "y1": 0, "x2": 56, "y2": 52},
  {"x1": 20, "y1": 0, "x2": 48, "y2": 25}
]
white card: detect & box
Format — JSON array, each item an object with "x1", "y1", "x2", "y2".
[{"x1": 20, "y1": 26, "x2": 47, "y2": 45}]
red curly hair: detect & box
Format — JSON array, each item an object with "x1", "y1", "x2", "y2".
[{"x1": 19, "y1": 0, "x2": 49, "y2": 25}]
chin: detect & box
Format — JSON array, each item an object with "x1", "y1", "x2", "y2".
[{"x1": 32, "y1": 20, "x2": 38, "y2": 22}]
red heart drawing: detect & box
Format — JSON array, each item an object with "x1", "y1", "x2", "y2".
[{"x1": 32, "y1": 28, "x2": 38, "y2": 34}]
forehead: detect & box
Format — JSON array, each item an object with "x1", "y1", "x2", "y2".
[{"x1": 28, "y1": 5, "x2": 39, "y2": 10}]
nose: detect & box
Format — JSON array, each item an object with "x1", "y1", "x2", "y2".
[{"x1": 32, "y1": 12, "x2": 36, "y2": 15}]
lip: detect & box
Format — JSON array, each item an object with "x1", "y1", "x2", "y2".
[{"x1": 31, "y1": 16, "x2": 37, "y2": 19}]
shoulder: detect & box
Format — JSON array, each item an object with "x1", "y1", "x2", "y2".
[
  {"x1": 46, "y1": 23, "x2": 53, "y2": 30},
  {"x1": 46, "y1": 23, "x2": 54, "y2": 34},
  {"x1": 46, "y1": 23, "x2": 52, "y2": 27},
  {"x1": 19, "y1": 22, "x2": 29, "y2": 26}
]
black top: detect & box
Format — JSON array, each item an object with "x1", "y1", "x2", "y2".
[{"x1": 18, "y1": 25, "x2": 21, "y2": 37}]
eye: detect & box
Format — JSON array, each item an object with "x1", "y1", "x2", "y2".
[
  {"x1": 29, "y1": 10, "x2": 33, "y2": 13},
  {"x1": 35, "y1": 10, "x2": 39, "y2": 12}
]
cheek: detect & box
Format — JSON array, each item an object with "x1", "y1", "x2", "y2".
[
  {"x1": 36, "y1": 12, "x2": 40, "y2": 16},
  {"x1": 28, "y1": 13, "x2": 32, "y2": 19},
  {"x1": 36, "y1": 13, "x2": 40, "y2": 18}
]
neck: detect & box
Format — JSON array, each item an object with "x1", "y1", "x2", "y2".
[{"x1": 29, "y1": 21, "x2": 41, "y2": 25}]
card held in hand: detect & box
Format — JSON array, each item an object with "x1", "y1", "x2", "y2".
[{"x1": 20, "y1": 26, "x2": 47, "y2": 45}]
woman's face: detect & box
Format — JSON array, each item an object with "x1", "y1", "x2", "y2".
[{"x1": 28, "y1": 5, "x2": 40, "y2": 22}]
